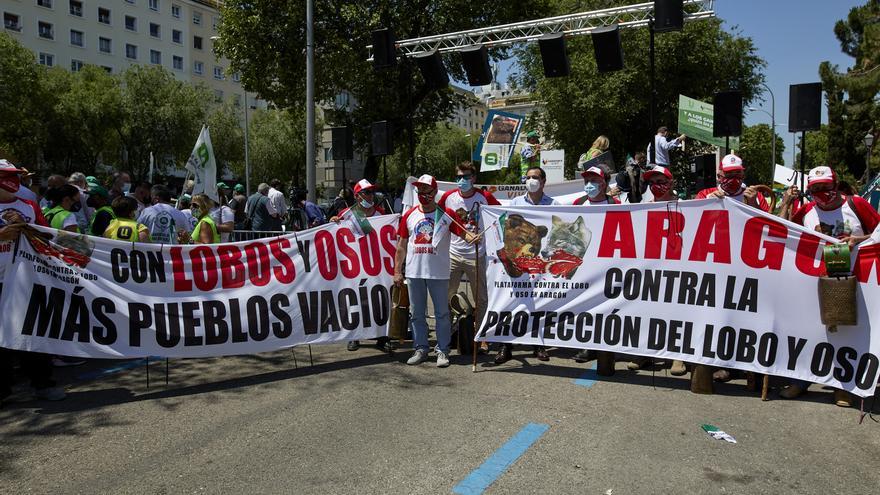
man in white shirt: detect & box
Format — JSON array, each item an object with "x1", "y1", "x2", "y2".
[
  {"x1": 210, "y1": 183, "x2": 236, "y2": 243},
  {"x1": 394, "y1": 174, "x2": 478, "y2": 368},
  {"x1": 647, "y1": 126, "x2": 685, "y2": 166},
  {"x1": 267, "y1": 179, "x2": 288, "y2": 223},
  {"x1": 138, "y1": 185, "x2": 191, "y2": 244}
]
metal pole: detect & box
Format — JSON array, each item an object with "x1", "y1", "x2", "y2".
[
  {"x1": 762, "y1": 83, "x2": 775, "y2": 173},
  {"x1": 305, "y1": 0, "x2": 316, "y2": 203},
  {"x1": 244, "y1": 93, "x2": 251, "y2": 196},
  {"x1": 799, "y1": 131, "x2": 806, "y2": 192},
  {"x1": 649, "y1": 18, "x2": 656, "y2": 165}
]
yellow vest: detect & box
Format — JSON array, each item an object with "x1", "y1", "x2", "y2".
[
  {"x1": 192, "y1": 216, "x2": 220, "y2": 244},
  {"x1": 105, "y1": 218, "x2": 147, "y2": 242}
]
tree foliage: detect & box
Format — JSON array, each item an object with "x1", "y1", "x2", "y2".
[
  {"x1": 0, "y1": 32, "x2": 47, "y2": 166},
  {"x1": 240, "y1": 108, "x2": 310, "y2": 187},
  {"x1": 738, "y1": 123, "x2": 785, "y2": 186}
]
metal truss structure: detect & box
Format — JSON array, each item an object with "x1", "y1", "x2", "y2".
[{"x1": 367, "y1": 0, "x2": 715, "y2": 60}]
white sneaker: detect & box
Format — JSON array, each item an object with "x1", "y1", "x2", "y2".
[
  {"x1": 407, "y1": 350, "x2": 427, "y2": 365},
  {"x1": 436, "y1": 351, "x2": 450, "y2": 368}
]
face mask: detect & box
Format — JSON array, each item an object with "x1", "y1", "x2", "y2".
[
  {"x1": 525, "y1": 178, "x2": 541, "y2": 193},
  {"x1": 417, "y1": 194, "x2": 433, "y2": 206},
  {"x1": 0, "y1": 175, "x2": 21, "y2": 193},
  {"x1": 68, "y1": 200, "x2": 82, "y2": 213},
  {"x1": 191, "y1": 206, "x2": 201, "y2": 218},
  {"x1": 583, "y1": 182, "x2": 601, "y2": 199},
  {"x1": 812, "y1": 190, "x2": 838, "y2": 207},
  {"x1": 719, "y1": 177, "x2": 743, "y2": 195},
  {"x1": 122, "y1": 182, "x2": 132, "y2": 194},
  {"x1": 650, "y1": 183, "x2": 672, "y2": 198},
  {"x1": 359, "y1": 198, "x2": 374, "y2": 209},
  {"x1": 457, "y1": 178, "x2": 473, "y2": 192}
]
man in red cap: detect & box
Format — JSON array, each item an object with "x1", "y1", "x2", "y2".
[
  {"x1": 695, "y1": 154, "x2": 770, "y2": 212},
  {"x1": 781, "y1": 165, "x2": 880, "y2": 406},
  {"x1": 330, "y1": 179, "x2": 391, "y2": 352},
  {"x1": 0, "y1": 159, "x2": 66, "y2": 404},
  {"x1": 573, "y1": 166, "x2": 620, "y2": 206},
  {"x1": 394, "y1": 174, "x2": 478, "y2": 368}
]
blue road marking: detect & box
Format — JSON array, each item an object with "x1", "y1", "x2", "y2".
[
  {"x1": 76, "y1": 356, "x2": 164, "y2": 381},
  {"x1": 453, "y1": 423, "x2": 550, "y2": 495},
  {"x1": 573, "y1": 361, "x2": 598, "y2": 388}
]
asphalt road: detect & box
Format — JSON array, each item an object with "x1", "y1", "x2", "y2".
[{"x1": 2, "y1": 343, "x2": 879, "y2": 494}]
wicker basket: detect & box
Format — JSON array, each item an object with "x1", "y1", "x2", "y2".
[
  {"x1": 817, "y1": 276, "x2": 858, "y2": 331},
  {"x1": 388, "y1": 284, "x2": 410, "y2": 340}
]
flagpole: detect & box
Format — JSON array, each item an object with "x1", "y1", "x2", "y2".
[{"x1": 472, "y1": 204, "x2": 481, "y2": 373}]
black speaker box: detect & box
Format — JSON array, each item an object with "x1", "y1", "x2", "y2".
[
  {"x1": 538, "y1": 33, "x2": 570, "y2": 78},
  {"x1": 331, "y1": 127, "x2": 353, "y2": 161},
  {"x1": 713, "y1": 90, "x2": 743, "y2": 137},
  {"x1": 591, "y1": 25, "x2": 624, "y2": 73},
  {"x1": 789, "y1": 83, "x2": 822, "y2": 132},
  {"x1": 654, "y1": 0, "x2": 684, "y2": 33},
  {"x1": 371, "y1": 121, "x2": 393, "y2": 156},
  {"x1": 372, "y1": 29, "x2": 396, "y2": 70},
  {"x1": 461, "y1": 45, "x2": 493, "y2": 86},
  {"x1": 414, "y1": 50, "x2": 449, "y2": 90}
]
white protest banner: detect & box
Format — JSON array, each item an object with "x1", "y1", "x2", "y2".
[
  {"x1": 773, "y1": 164, "x2": 804, "y2": 188},
  {"x1": 478, "y1": 199, "x2": 880, "y2": 398},
  {"x1": 185, "y1": 125, "x2": 218, "y2": 202},
  {"x1": 0, "y1": 215, "x2": 400, "y2": 358},
  {"x1": 541, "y1": 149, "x2": 565, "y2": 184},
  {"x1": 435, "y1": 179, "x2": 585, "y2": 205}
]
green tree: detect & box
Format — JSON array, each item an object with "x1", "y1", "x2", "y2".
[
  {"x1": 738, "y1": 123, "x2": 785, "y2": 186},
  {"x1": 0, "y1": 32, "x2": 48, "y2": 167},
  {"x1": 115, "y1": 65, "x2": 212, "y2": 179},
  {"x1": 207, "y1": 102, "x2": 245, "y2": 176},
  {"x1": 385, "y1": 123, "x2": 471, "y2": 185},
  {"x1": 512, "y1": 2, "x2": 765, "y2": 179},
  {"x1": 820, "y1": 0, "x2": 880, "y2": 182},
  {"x1": 244, "y1": 108, "x2": 307, "y2": 186}
]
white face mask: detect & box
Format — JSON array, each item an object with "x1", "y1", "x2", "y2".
[
  {"x1": 525, "y1": 178, "x2": 541, "y2": 193},
  {"x1": 122, "y1": 182, "x2": 132, "y2": 194}
]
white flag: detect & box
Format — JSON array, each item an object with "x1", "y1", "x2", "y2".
[{"x1": 185, "y1": 125, "x2": 218, "y2": 202}]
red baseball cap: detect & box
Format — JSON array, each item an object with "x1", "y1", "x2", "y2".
[
  {"x1": 580, "y1": 166, "x2": 605, "y2": 179},
  {"x1": 719, "y1": 154, "x2": 744, "y2": 173},
  {"x1": 0, "y1": 159, "x2": 24, "y2": 174},
  {"x1": 413, "y1": 174, "x2": 437, "y2": 190},
  {"x1": 642, "y1": 165, "x2": 673, "y2": 181},
  {"x1": 353, "y1": 179, "x2": 376, "y2": 195},
  {"x1": 807, "y1": 166, "x2": 836, "y2": 186}
]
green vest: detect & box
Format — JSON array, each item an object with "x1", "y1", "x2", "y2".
[
  {"x1": 89, "y1": 205, "x2": 116, "y2": 231},
  {"x1": 105, "y1": 218, "x2": 146, "y2": 242},
  {"x1": 192, "y1": 216, "x2": 220, "y2": 244},
  {"x1": 43, "y1": 206, "x2": 77, "y2": 232}
]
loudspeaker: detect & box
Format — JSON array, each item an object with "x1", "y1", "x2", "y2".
[
  {"x1": 330, "y1": 126, "x2": 353, "y2": 161},
  {"x1": 591, "y1": 25, "x2": 624, "y2": 73},
  {"x1": 538, "y1": 33, "x2": 570, "y2": 78},
  {"x1": 694, "y1": 153, "x2": 716, "y2": 187},
  {"x1": 372, "y1": 29, "x2": 396, "y2": 70},
  {"x1": 789, "y1": 83, "x2": 822, "y2": 132},
  {"x1": 414, "y1": 50, "x2": 448, "y2": 90},
  {"x1": 461, "y1": 45, "x2": 492, "y2": 86},
  {"x1": 713, "y1": 90, "x2": 743, "y2": 137},
  {"x1": 371, "y1": 121, "x2": 393, "y2": 156},
  {"x1": 654, "y1": 0, "x2": 684, "y2": 33}
]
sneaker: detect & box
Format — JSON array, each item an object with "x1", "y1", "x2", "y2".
[
  {"x1": 833, "y1": 389, "x2": 852, "y2": 408},
  {"x1": 627, "y1": 356, "x2": 649, "y2": 370},
  {"x1": 670, "y1": 360, "x2": 687, "y2": 376},
  {"x1": 779, "y1": 383, "x2": 807, "y2": 399},
  {"x1": 407, "y1": 350, "x2": 427, "y2": 365},
  {"x1": 573, "y1": 349, "x2": 595, "y2": 363},
  {"x1": 52, "y1": 356, "x2": 86, "y2": 367},
  {"x1": 436, "y1": 351, "x2": 450, "y2": 368},
  {"x1": 347, "y1": 340, "x2": 360, "y2": 351},
  {"x1": 33, "y1": 386, "x2": 66, "y2": 401}
]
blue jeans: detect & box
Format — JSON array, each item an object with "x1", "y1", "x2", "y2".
[{"x1": 408, "y1": 278, "x2": 451, "y2": 354}]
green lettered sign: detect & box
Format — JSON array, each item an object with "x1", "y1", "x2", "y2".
[{"x1": 678, "y1": 95, "x2": 739, "y2": 150}]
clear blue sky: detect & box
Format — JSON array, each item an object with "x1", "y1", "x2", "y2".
[{"x1": 490, "y1": 0, "x2": 864, "y2": 166}]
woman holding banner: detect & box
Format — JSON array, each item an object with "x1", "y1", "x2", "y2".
[
  {"x1": 190, "y1": 194, "x2": 220, "y2": 244},
  {"x1": 42, "y1": 184, "x2": 83, "y2": 233}
]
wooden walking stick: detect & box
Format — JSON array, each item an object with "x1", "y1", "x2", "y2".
[
  {"x1": 761, "y1": 374, "x2": 770, "y2": 401},
  {"x1": 472, "y1": 205, "x2": 481, "y2": 373}
]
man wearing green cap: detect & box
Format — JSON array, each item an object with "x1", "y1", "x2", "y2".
[
  {"x1": 229, "y1": 184, "x2": 248, "y2": 236},
  {"x1": 88, "y1": 184, "x2": 116, "y2": 236},
  {"x1": 520, "y1": 130, "x2": 541, "y2": 182}
]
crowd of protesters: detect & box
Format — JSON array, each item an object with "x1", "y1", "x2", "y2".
[{"x1": 2, "y1": 125, "x2": 880, "y2": 407}]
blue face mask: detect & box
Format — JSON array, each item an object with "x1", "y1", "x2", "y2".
[
  {"x1": 457, "y1": 178, "x2": 473, "y2": 192},
  {"x1": 359, "y1": 198, "x2": 373, "y2": 209},
  {"x1": 583, "y1": 182, "x2": 601, "y2": 199}
]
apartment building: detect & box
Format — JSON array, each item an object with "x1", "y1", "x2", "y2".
[{"x1": 2, "y1": 0, "x2": 262, "y2": 110}]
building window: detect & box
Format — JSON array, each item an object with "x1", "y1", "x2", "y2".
[
  {"x1": 38, "y1": 52, "x2": 54, "y2": 67},
  {"x1": 98, "y1": 7, "x2": 110, "y2": 24},
  {"x1": 231, "y1": 72, "x2": 241, "y2": 83},
  {"x1": 214, "y1": 89, "x2": 223, "y2": 102},
  {"x1": 69, "y1": 1, "x2": 82, "y2": 17},
  {"x1": 3, "y1": 13, "x2": 21, "y2": 32},
  {"x1": 193, "y1": 35, "x2": 202, "y2": 50},
  {"x1": 212, "y1": 16, "x2": 219, "y2": 31},
  {"x1": 149, "y1": 22, "x2": 160, "y2": 38},
  {"x1": 172, "y1": 55, "x2": 183, "y2": 70},
  {"x1": 125, "y1": 0, "x2": 134, "y2": 3},
  {"x1": 99, "y1": 36, "x2": 111, "y2": 53},
  {"x1": 125, "y1": 43, "x2": 137, "y2": 59},
  {"x1": 172, "y1": 29, "x2": 181, "y2": 44},
  {"x1": 70, "y1": 29, "x2": 84, "y2": 47},
  {"x1": 38, "y1": 21, "x2": 53, "y2": 39},
  {"x1": 70, "y1": 59, "x2": 83, "y2": 72},
  {"x1": 171, "y1": 4, "x2": 180, "y2": 18},
  {"x1": 213, "y1": 66, "x2": 224, "y2": 80},
  {"x1": 125, "y1": 15, "x2": 136, "y2": 31},
  {"x1": 150, "y1": 50, "x2": 161, "y2": 65},
  {"x1": 192, "y1": 11, "x2": 201, "y2": 25},
  {"x1": 102, "y1": 66, "x2": 112, "y2": 73},
  {"x1": 37, "y1": 0, "x2": 53, "y2": 9},
  {"x1": 148, "y1": 0, "x2": 159, "y2": 11},
  {"x1": 193, "y1": 61, "x2": 203, "y2": 75},
  {"x1": 233, "y1": 94, "x2": 241, "y2": 107}
]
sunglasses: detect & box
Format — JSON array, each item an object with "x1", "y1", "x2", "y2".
[{"x1": 455, "y1": 174, "x2": 473, "y2": 180}]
